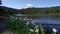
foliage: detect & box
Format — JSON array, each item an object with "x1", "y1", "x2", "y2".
[
  {"x1": 4, "y1": 18, "x2": 30, "y2": 34},
  {"x1": 4, "y1": 18, "x2": 57, "y2": 34}
]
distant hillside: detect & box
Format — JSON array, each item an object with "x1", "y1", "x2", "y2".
[
  {"x1": 19, "y1": 6, "x2": 60, "y2": 14},
  {"x1": 0, "y1": 6, "x2": 19, "y2": 15},
  {"x1": 0, "y1": 6, "x2": 60, "y2": 15}
]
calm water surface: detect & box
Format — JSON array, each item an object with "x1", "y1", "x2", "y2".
[{"x1": 31, "y1": 17, "x2": 60, "y2": 34}]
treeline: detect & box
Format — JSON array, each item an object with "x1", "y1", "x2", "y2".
[
  {"x1": 0, "y1": 6, "x2": 60, "y2": 15},
  {"x1": 0, "y1": 6, "x2": 19, "y2": 15},
  {"x1": 19, "y1": 6, "x2": 60, "y2": 14}
]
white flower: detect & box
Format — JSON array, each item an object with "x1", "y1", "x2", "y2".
[
  {"x1": 35, "y1": 25, "x2": 39, "y2": 32},
  {"x1": 10, "y1": 16, "x2": 14, "y2": 19},
  {"x1": 27, "y1": 19, "x2": 32, "y2": 21},
  {"x1": 53, "y1": 28, "x2": 58, "y2": 33},
  {"x1": 26, "y1": 21, "x2": 30, "y2": 25},
  {"x1": 35, "y1": 29, "x2": 39, "y2": 32},
  {"x1": 29, "y1": 29, "x2": 34, "y2": 32}
]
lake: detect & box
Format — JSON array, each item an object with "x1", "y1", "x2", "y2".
[{"x1": 31, "y1": 16, "x2": 60, "y2": 34}]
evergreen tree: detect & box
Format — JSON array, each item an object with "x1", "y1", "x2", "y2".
[{"x1": 0, "y1": 0, "x2": 2, "y2": 5}]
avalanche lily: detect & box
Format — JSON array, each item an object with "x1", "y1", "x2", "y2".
[
  {"x1": 52, "y1": 28, "x2": 58, "y2": 34},
  {"x1": 29, "y1": 29, "x2": 34, "y2": 32},
  {"x1": 53, "y1": 28, "x2": 58, "y2": 33}
]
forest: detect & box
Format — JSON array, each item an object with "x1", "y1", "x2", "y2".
[{"x1": 0, "y1": 6, "x2": 60, "y2": 15}]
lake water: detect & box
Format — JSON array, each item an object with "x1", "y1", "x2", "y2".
[{"x1": 31, "y1": 17, "x2": 60, "y2": 34}]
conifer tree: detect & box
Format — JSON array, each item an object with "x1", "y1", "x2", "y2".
[{"x1": 0, "y1": 0, "x2": 2, "y2": 5}]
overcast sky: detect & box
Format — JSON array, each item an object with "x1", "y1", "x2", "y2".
[{"x1": 2, "y1": 0, "x2": 60, "y2": 9}]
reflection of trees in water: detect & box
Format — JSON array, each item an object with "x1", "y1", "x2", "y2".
[
  {"x1": 26, "y1": 14, "x2": 60, "y2": 19},
  {"x1": 43, "y1": 25, "x2": 52, "y2": 34}
]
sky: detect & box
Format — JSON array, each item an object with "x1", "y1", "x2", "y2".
[{"x1": 1, "y1": 0, "x2": 60, "y2": 9}]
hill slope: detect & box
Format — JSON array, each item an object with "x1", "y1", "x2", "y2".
[{"x1": 0, "y1": 6, "x2": 60, "y2": 14}]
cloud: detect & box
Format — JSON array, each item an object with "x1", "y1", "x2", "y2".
[{"x1": 24, "y1": 4, "x2": 34, "y2": 9}]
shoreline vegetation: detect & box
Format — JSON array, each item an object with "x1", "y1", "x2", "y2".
[{"x1": 4, "y1": 17, "x2": 57, "y2": 34}]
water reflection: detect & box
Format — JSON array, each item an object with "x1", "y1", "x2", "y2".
[
  {"x1": 32, "y1": 18, "x2": 60, "y2": 24},
  {"x1": 31, "y1": 17, "x2": 60, "y2": 34}
]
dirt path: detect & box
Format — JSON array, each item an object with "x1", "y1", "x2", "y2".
[{"x1": 0, "y1": 17, "x2": 7, "y2": 34}]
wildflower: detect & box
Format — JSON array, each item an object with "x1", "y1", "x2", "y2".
[
  {"x1": 35, "y1": 29, "x2": 39, "y2": 32},
  {"x1": 53, "y1": 28, "x2": 58, "y2": 33},
  {"x1": 26, "y1": 18, "x2": 32, "y2": 25},
  {"x1": 29, "y1": 29, "x2": 34, "y2": 32},
  {"x1": 26, "y1": 21, "x2": 30, "y2": 25}
]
